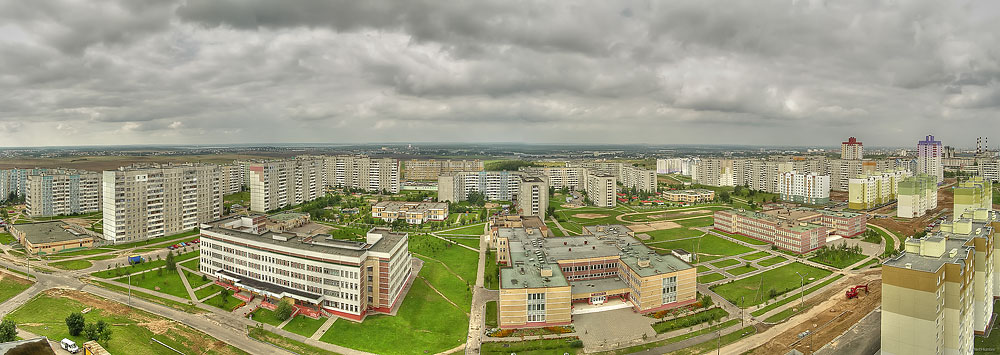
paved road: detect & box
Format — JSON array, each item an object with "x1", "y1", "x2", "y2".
[{"x1": 465, "y1": 223, "x2": 488, "y2": 355}]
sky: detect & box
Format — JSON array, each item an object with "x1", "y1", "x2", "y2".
[{"x1": 1, "y1": 0, "x2": 999, "y2": 148}]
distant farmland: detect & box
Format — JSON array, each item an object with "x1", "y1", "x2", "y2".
[{"x1": 0, "y1": 153, "x2": 293, "y2": 171}]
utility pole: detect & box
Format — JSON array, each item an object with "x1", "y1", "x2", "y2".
[
  {"x1": 717, "y1": 329, "x2": 721, "y2": 355},
  {"x1": 741, "y1": 296, "x2": 745, "y2": 327},
  {"x1": 795, "y1": 272, "x2": 804, "y2": 309},
  {"x1": 128, "y1": 271, "x2": 132, "y2": 308}
]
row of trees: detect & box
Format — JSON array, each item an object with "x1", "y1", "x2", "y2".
[
  {"x1": 65, "y1": 312, "x2": 112, "y2": 345},
  {"x1": 813, "y1": 243, "x2": 864, "y2": 263}
]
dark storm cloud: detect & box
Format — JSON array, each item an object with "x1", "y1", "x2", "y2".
[{"x1": 1, "y1": 0, "x2": 999, "y2": 147}]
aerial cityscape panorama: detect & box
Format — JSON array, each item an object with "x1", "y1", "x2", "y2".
[{"x1": 1, "y1": 1, "x2": 1000, "y2": 355}]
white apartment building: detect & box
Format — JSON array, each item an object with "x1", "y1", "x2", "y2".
[
  {"x1": 249, "y1": 158, "x2": 325, "y2": 212},
  {"x1": 917, "y1": 135, "x2": 944, "y2": 184},
  {"x1": 521, "y1": 167, "x2": 587, "y2": 190},
  {"x1": 692, "y1": 159, "x2": 735, "y2": 187},
  {"x1": 777, "y1": 171, "x2": 830, "y2": 205},
  {"x1": 586, "y1": 173, "x2": 616, "y2": 208},
  {"x1": 371, "y1": 201, "x2": 448, "y2": 224},
  {"x1": 402, "y1": 159, "x2": 483, "y2": 180},
  {"x1": 437, "y1": 171, "x2": 549, "y2": 219},
  {"x1": 200, "y1": 216, "x2": 413, "y2": 321},
  {"x1": 657, "y1": 157, "x2": 700, "y2": 176},
  {"x1": 25, "y1": 170, "x2": 102, "y2": 217},
  {"x1": 1, "y1": 168, "x2": 56, "y2": 201},
  {"x1": 102, "y1": 164, "x2": 222, "y2": 243},
  {"x1": 841, "y1": 137, "x2": 863, "y2": 160},
  {"x1": 325, "y1": 156, "x2": 400, "y2": 193},
  {"x1": 569, "y1": 161, "x2": 656, "y2": 193},
  {"x1": 219, "y1": 164, "x2": 243, "y2": 196},
  {"x1": 978, "y1": 159, "x2": 999, "y2": 182}
]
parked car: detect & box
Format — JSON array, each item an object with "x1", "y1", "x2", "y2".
[{"x1": 60, "y1": 338, "x2": 80, "y2": 353}]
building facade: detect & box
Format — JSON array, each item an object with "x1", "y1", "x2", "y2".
[
  {"x1": 662, "y1": 189, "x2": 715, "y2": 204},
  {"x1": 249, "y1": 158, "x2": 325, "y2": 212},
  {"x1": 200, "y1": 216, "x2": 413, "y2": 321},
  {"x1": 714, "y1": 208, "x2": 866, "y2": 253},
  {"x1": 568, "y1": 162, "x2": 657, "y2": 193},
  {"x1": 586, "y1": 173, "x2": 616, "y2": 208},
  {"x1": 917, "y1": 135, "x2": 944, "y2": 184},
  {"x1": 102, "y1": 164, "x2": 222, "y2": 243},
  {"x1": 848, "y1": 170, "x2": 911, "y2": 210},
  {"x1": 437, "y1": 171, "x2": 549, "y2": 219},
  {"x1": 896, "y1": 174, "x2": 938, "y2": 218},
  {"x1": 841, "y1": 137, "x2": 863, "y2": 160},
  {"x1": 494, "y1": 225, "x2": 696, "y2": 328},
  {"x1": 25, "y1": 170, "x2": 102, "y2": 217},
  {"x1": 371, "y1": 201, "x2": 448, "y2": 224},
  {"x1": 693, "y1": 159, "x2": 736, "y2": 187},
  {"x1": 777, "y1": 171, "x2": 830, "y2": 205},
  {"x1": 402, "y1": 159, "x2": 483, "y2": 180},
  {"x1": 219, "y1": 164, "x2": 243, "y2": 196},
  {"x1": 9, "y1": 221, "x2": 96, "y2": 254},
  {"x1": 325, "y1": 156, "x2": 400, "y2": 193}
]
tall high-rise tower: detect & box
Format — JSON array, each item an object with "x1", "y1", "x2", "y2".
[
  {"x1": 916, "y1": 135, "x2": 943, "y2": 183},
  {"x1": 841, "y1": 137, "x2": 863, "y2": 160}
]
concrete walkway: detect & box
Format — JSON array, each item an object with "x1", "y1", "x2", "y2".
[
  {"x1": 176, "y1": 267, "x2": 198, "y2": 301},
  {"x1": 465, "y1": 224, "x2": 489, "y2": 355},
  {"x1": 311, "y1": 316, "x2": 338, "y2": 340}
]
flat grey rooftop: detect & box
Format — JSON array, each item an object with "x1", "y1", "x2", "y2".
[{"x1": 12, "y1": 221, "x2": 92, "y2": 244}]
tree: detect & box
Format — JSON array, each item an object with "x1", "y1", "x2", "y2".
[
  {"x1": 221, "y1": 289, "x2": 232, "y2": 305},
  {"x1": 466, "y1": 191, "x2": 486, "y2": 207},
  {"x1": 0, "y1": 320, "x2": 16, "y2": 343},
  {"x1": 275, "y1": 301, "x2": 295, "y2": 321},
  {"x1": 66, "y1": 312, "x2": 86, "y2": 336},
  {"x1": 165, "y1": 251, "x2": 176, "y2": 271},
  {"x1": 84, "y1": 320, "x2": 112, "y2": 344}
]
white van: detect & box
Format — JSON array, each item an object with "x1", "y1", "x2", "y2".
[{"x1": 60, "y1": 338, "x2": 79, "y2": 354}]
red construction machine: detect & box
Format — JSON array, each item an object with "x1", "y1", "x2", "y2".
[{"x1": 846, "y1": 284, "x2": 869, "y2": 299}]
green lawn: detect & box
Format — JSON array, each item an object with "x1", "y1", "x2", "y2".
[
  {"x1": 438, "y1": 223, "x2": 487, "y2": 236},
  {"x1": 180, "y1": 258, "x2": 200, "y2": 272},
  {"x1": 85, "y1": 254, "x2": 118, "y2": 261},
  {"x1": 445, "y1": 237, "x2": 481, "y2": 250},
  {"x1": 601, "y1": 319, "x2": 739, "y2": 355},
  {"x1": 283, "y1": 315, "x2": 326, "y2": 338},
  {"x1": 727, "y1": 264, "x2": 758, "y2": 276},
  {"x1": 224, "y1": 191, "x2": 250, "y2": 203},
  {"x1": 649, "y1": 234, "x2": 753, "y2": 258},
  {"x1": 485, "y1": 250, "x2": 499, "y2": 290},
  {"x1": 852, "y1": 258, "x2": 881, "y2": 270},
  {"x1": 651, "y1": 307, "x2": 728, "y2": 334},
  {"x1": 809, "y1": 252, "x2": 868, "y2": 269},
  {"x1": 712, "y1": 230, "x2": 770, "y2": 246},
  {"x1": 319, "y1": 280, "x2": 468, "y2": 355},
  {"x1": 485, "y1": 300, "x2": 498, "y2": 328},
  {"x1": 249, "y1": 326, "x2": 334, "y2": 355},
  {"x1": 195, "y1": 284, "x2": 225, "y2": 300},
  {"x1": 107, "y1": 229, "x2": 200, "y2": 250},
  {"x1": 114, "y1": 268, "x2": 190, "y2": 299},
  {"x1": 417, "y1": 258, "x2": 473, "y2": 309},
  {"x1": 49, "y1": 259, "x2": 92, "y2": 270},
  {"x1": 203, "y1": 292, "x2": 243, "y2": 311},
  {"x1": 250, "y1": 307, "x2": 285, "y2": 327},
  {"x1": 670, "y1": 326, "x2": 757, "y2": 355},
  {"x1": 409, "y1": 234, "x2": 478, "y2": 284},
  {"x1": 0, "y1": 275, "x2": 33, "y2": 304},
  {"x1": 698, "y1": 272, "x2": 726, "y2": 283},
  {"x1": 975, "y1": 299, "x2": 1000, "y2": 351},
  {"x1": 696, "y1": 265, "x2": 710, "y2": 273},
  {"x1": 710, "y1": 262, "x2": 832, "y2": 308},
  {"x1": 642, "y1": 227, "x2": 705, "y2": 243},
  {"x1": 711, "y1": 259, "x2": 740, "y2": 268},
  {"x1": 0, "y1": 232, "x2": 16, "y2": 244},
  {"x1": 183, "y1": 269, "x2": 211, "y2": 289},
  {"x1": 757, "y1": 256, "x2": 788, "y2": 267},
  {"x1": 86, "y1": 280, "x2": 202, "y2": 314},
  {"x1": 674, "y1": 216, "x2": 714, "y2": 228},
  {"x1": 47, "y1": 248, "x2": 115, "y2": 257},
  {"x1": 751, "y1": 274, "x2": 845, "y2": 318},
  {"x1": 545, "y1": 220, "x2": 567, "y2": 237},
  {"x1": 92, "y1": 250, "x2": 199, "y2": 278},
  {"x1": 4, "y1": 291, "x2": 242, "y2": 355},
  {"x1": 740, "y1": 251, "x2": 770, "y2": 261},
  {"x1": 481, "y1": 337, "x2": 582, "y2": 355}
]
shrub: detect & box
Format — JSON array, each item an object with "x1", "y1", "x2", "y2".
[
  {"x1": 275, "y1": 301, "x2": 294, "y2": 321},
  {"x1": 66, "y1": 312, "x2": 86, "y2": 336}
]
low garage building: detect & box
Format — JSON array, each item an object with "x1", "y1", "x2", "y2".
[{"x1": 8, "y1": 221, "x2": 95, "y2": 254}]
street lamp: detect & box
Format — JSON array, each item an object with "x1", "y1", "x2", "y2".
[
  {"x1": 795, "y1": 272, "x2": 804, "y2": 309},
  {"x1": 128, "y1": 271, "x2": 132, "y2": 308}
]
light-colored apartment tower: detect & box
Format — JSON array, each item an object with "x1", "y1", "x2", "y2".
[
  {"x1": 25, "y1": 170, "x2": 102, "y2": 217},
  {"x1": 917, "y1": 135, "x2": 944, "y2": 184},
  {"x1": 896, "y1": 174, "x2": 938, "y2": 218},
  {"x1": 693, "y1": 159, "x2": 735, "y2": 187},
  {"x1": 249, "y1": 158, "x2": 325, "y2": 212},
  {"x1": 953, "y1": 177, "x2": 993, "y2": 221},
  {"x1": 586, "y1": 173, "x2": 616, "y2": 208},
  {"x1": 841, "y1": 137, "x2": 863, "y2": 160},
  {"x1": 521, "y1": 167, "x2": 587, "y2": 191},
  {"x1": 325, "y1": 156, "x2": 400, "y2": 193},
  {"x1": 1, "y1": 168, "x2": 57, "y2": 200},
  {"x1": 102, "y1": 164, "x2": 222, "y2": 243},
  {"x1": 978, "y1": 159, "x2": 999, "y2": 182},
  {"x1": 437, "y1": 171, "x2": 549, "y2": 219},
  {"x1": 219, "y1": 164, "x2": 243, "y2": 196},
  {"x1": 777, "y1": 171, "x2": 830, "y2": 205},
  {"x1": 569, "y1": 162, "x2": 657, "y2": 193},
  {"x1": 848, "y1": 169, "x2": 911, "y2": 210},
  {"x1": 402, "y1": 159, "x2": 483, "y2": 180},
  {"x1": 656, "y1": 158, "x2": 699, "y2": 175},
  {"x1": 881, "y1": 207, "x2": 997, "y2": 355}
]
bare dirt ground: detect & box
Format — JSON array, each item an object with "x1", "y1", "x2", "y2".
[
  {"x1": 628, "y1": 221, "x2": 682, "y2": 233},
  {"x1": 0, "y1": 272, "x2": 32, "y2": 285},
  {"x1": 870, "y1": 178, "x2": 955, "y2": 239},
  {"x1": 573, "y1": 213, "x2": 610, "y2": 219},
  {"x1": 747, "y1": 271, "x2": 881, "y2": 355},
  {"x1": 0, "y1": 153, "x2": 290, "y2": 171}
]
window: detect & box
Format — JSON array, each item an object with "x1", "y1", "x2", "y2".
[
  {"x1": 662, "y1": 276, "x2": 677, "y2": 304},
  {"x1": 527, "y1": 292, "x2": 546, "y2": 323}
]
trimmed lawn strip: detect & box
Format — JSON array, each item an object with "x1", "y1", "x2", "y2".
[
  {"x1": 87, "y1": 279, "x2": 202, "y2": 314},
  {"x1": 180, "y1": 258, "x2": 200, "y2": 272},
  {"x1": 599, "y1": 319, "x2": 740, "y2": 355},
  {"x1": 696, "y1": 265, "x2": 710, "y2": 273},
  {"x1": 183, "y1": 269, "x2": 211, "y2": 289},
  {"x1": 113, "y1": 269, "x2": 189, "y2": 299},
  {"x1": 485, "y1": 250, "x2": 499, "y2": 290},
  {"x1": 652, "y1": 307, "x2": 728, "y2": 334},
  {"x1": 698, "y1": 273, "x2": 726, "y2": 284},
  {"x1": 203, "y1": 292, "x2": 244, "y2": 311},
  {"x1": 751, "y1": 274, "x2": 845, "y2": 317},
  {"x1": 92, "y1": 250, "x2": 199, "y2": 278},
  {"x1": 0, "y1": 275, "x2": 33, "y2": 304},
  {"x1": 85, "y1": 254, "x2": 117, "y2": 261},
  {"x1": 438, "y1": 223, "x2": 486, "y2": 236},
  {"x1": 727, "y1": 265, "x2": 758, "y2": 276},
  {"x1": 757, "y1": 256, "x2": 787, "y2": 267},
  {"x1": 250, "y1": 307, "x2": 284, "y2": 327},
  {"x1": 107, "y1": 230, "x2": 200, "y2": 250},
  {"x1": 740, "y1": 251, "x2": 770, "y2": 261},
  {"x1": 50, "y1": 259, "x2": 92, "y2": 270},
  {"x1": 710, "y1": 259, "x2": 740, "y2": 268},
  {"x1": 195, "y1": 284, "x2": 225, "y2": 300},
  {"x1": 808, "y1": 252, "x2": 867, "y2": 269},
  {"x1": 283, "y1": 315, "x2": 326, "y2": 338},
  {"x1": 248, "y1": 326, "x2": 336, "y2": 355},
  {"x1": 481, "y1": 337, "x2": 582, "y2": 355},
  {"x1": 485, "y1": 301, "x2": 498, "y2": 328},
  {"x1": 711, "y1": 262, "x2": 832, "y2": 309},
  {"x1": 670, "y1": 326, "x2": 757, "y2": 355},
  {"x1": 852, "y1": 258, "x2": 880, "y2": 270},
  {"x1": 712, "y1": 230, "x2": 770, "y2": 246}
]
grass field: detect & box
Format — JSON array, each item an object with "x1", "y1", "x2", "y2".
[
  {"x1": 320, "y1": 280, "x2": 468, "y2": 355},
  {"x1": 180, "y1": 258, "x2": 200, "y2": 272},
  {"x1": 0, "y1": 274, "x2": 33, "y2": 304},
  {"x1": 485, "y1": 301, "x2": 498, "y2": 328},
  {"x1": 975, "y1": 299, "x2": 1000, "y2": 351},
  {"x1": 752, "y1": 274, "x2": 845, "y2": 319},
  {"x1": 651, "y1": 307, "x2": 728, "y2": 334},
  {"x1": 47, "y1": 247, "x2": 115, "y2": 257},
  {"x1": 93, "y1": 250, "x2": 199, "y2": 278},
  {"x1": 107, "y1": 230, "x2": 200, "y2": 250},
  {"x1": 710, "y1": 262, "x2": 832, "y2": 308},
  {"x1": 250, "y1": 307, "x2": 285, "y2": 327},
  {"x1": 195, "y1": 284, "x2": 225, "y2": 300},
  {"x1": 697, "y1": 265, "x2": 710, "y2": 273},
  {"x1": 601, "y1": 319, "x2": 739, "y2": 355},
  {"x1": 741, "y1": 251, "x2": 770, "y2": 261},
  {"x1": 438, "y1": 223, "x2": 487, "y2": 236},
  {"x1": 649, "y1": 234, "x2": 753, "y2": 260},
  {"x1": 203, "y1": 292, "x2": 243, "y2": 311},
  {"x1": 711, "y1": 259, "x2": 740, "y2": 268},
  {"x1": 86, "y1": 280, "x2": 202, "y2": 314},
  {"x1": 712, "y1": 230, "x2": 770, "y2": 246},
  {"x1": 284, "y1": 315, "x2": 326, "y2": 338},
  {"x1": 0, "y1": 232, "x2": 16, "y2": 245},
  {"x1": 85, "y1": 254, "x2": 118, "y2": 261},
  {"x1": 115, "y1": 268, "x2": 189, "y2": 299},
  {"x1": 409, "y1": 234, "x2": 478, "y2": 284},
  {"x1": 49, "y1": 259, "x2": 93, "y2": 270},
  {"x1": 727, "y1": 264, "x2": 758, "y2": 276},
  {"x1": 249, "y1": 326, "x2": 334, "y2": 354},
  {"x1": 757, "y1": 256, "x2": 788, "y2": 267},
  {"x1": 698, "y1": 272, "x2": 726, "y2": 284},
  {"x1": 224, "y1": 191, "x2": 250, "y2": 203},
  {"x1": 643, "y1": 227, "x2": 705, "y2": 243},
  {"x1": 4, "y1": 290, "x2": 243, "y2": 355},
  {"x1": 481, "y1": 338, "x2": 582, "y2": 355},
  {"x1": 808, "y1": 252, "x2": 868, "y2": 269}
]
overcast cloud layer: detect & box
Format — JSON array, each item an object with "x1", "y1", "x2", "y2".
[{"x1": 1, "y1": 0, "x2": 999, "y2": 148}]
